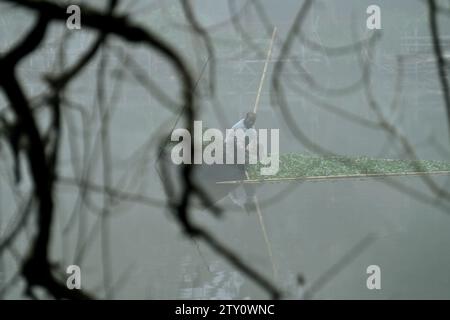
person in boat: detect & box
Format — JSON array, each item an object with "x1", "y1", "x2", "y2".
[
  {"x1": 225, "y1": 111, "x2": 258, "y2": 165},
  {"x1": 225, "y1": 112, "x2": 258, "y2": 214},
  {"x1": 225, "y1": 112, "x2": 257, "y2": 143}
]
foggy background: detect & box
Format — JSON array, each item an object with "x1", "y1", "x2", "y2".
[{"x1": 1, "y1": 0, "x2": 450, "y2": 299}]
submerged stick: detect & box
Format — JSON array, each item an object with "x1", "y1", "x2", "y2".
[
  {"x1": 253, "y1": 195, "x2": 278, "y2": 281},
  {"x1": 243, "y1": 171, "x2": 278, "y2": 280}
]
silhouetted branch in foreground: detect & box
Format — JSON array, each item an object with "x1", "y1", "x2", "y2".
[{"x1": 0, "y1": 0, "x2": 280, "y2": 299}]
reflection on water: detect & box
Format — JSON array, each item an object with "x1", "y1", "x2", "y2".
[
  {"x1": 178, "y1": 255, "x2": 308, "y2": 299},
  {"x1": 164, "y1": 177, "x2": 450, "y2": 300},
  {"x1": 179, "y1": 256, "x2": 245, "y2": 299}
]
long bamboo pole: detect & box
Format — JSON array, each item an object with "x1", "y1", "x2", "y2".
[
  {"x1": 242, "y1": 27, "x2": 278, "y2": 281},
  {"x1": 253, "y1": 27, "x2": 277, "y2": 114}
]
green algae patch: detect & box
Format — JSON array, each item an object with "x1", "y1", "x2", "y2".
[{"x1": 247, "y1": 154, "x2": 450, "y2": 180}]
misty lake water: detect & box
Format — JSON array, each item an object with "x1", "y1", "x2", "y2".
[{"x1": 2, "y1": 0, "x2": 450, "y2": 299}]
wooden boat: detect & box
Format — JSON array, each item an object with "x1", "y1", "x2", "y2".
[{"x1": 217, "y1": 154, "x2": 450, "y2": 184}]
